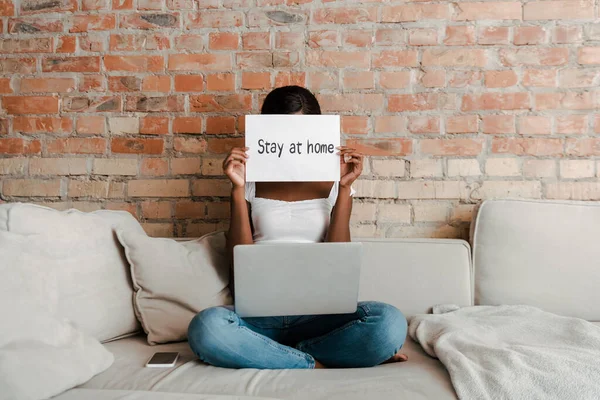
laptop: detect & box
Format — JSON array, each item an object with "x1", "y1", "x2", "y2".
[{"x1": 233, "y1": 243, "x2": 363, "y2": 318}]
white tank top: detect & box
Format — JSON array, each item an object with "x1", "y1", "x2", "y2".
[{"x1": 245, "y1": 182, "x2": 355, "y2": 244}]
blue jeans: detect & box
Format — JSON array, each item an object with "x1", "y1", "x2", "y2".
[{"x1": 187, "y1": 301, "x2": 407, "y2": 369}]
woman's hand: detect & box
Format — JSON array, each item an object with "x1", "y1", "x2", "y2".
[
  {"x1": 222, "y1": 147, "x2": 248, "y2": 189},
  {"x1": 338, "y1": 146, "x2": 364, "y2": 188}
]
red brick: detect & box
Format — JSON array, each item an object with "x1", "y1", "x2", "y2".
[
  {"x1": 566, "y1": 138, "x2": 600, "y2": 156},
  {"x1": 341, "y1": 116, "x2": 368, "y2": 135},
  {"x1": 462, "y1": 93, "x2": 530, "y2": 111},
  {"x1": 373, "y1": 51, "x2": 418, "y2": 67},
  {"x1": 423, "y1": 49, "x2": 486, "y2": 67},
  {"x1": 76, "y1": 116, "x2": 105, "y2": 134},
  {"x1": 375, "y1": 28, "x2": 406, "y2": 46},
  {"x1": 206, "y1": 116, "x2": 235, "y2": 134},
  {"x1": 308, "y1": 72, "x2": 339, "y2": 91},
  {"x1": 578, "y1": 47, "x2": 600, "y2": 65},
  {"x1": 20, "y1": 78, "x2": 75, "y2": 93},
  {"x1": 408, "y1": 116, "x2": 440, "y2": 134},
  {"x1": 272, "y1": 52, "x2": 300, "y2": 68},
  {"x1": 524, "y1": 1, "x2": 593, "y2": 20},
  {"x1": 0, "y1": 38, "x2": 52, "y2": 53},
  {"x1": 444, "y1": 26, "x2": 475, "y2": 46},
  {"x1": 493, "y1": 138, "x2": 564, "y2": 156},
  {"x1": 419, "y1": 70, "x2": 446, "y2": 88},
  {"x1": 56, "y1": 36, "x2": 77, "y2": 53},
  {"x1": 343, "y1": 71, "x2": 374, "y2": 90},
  {"x1": 388, "y1": 94, "x2": 438, "y2": 112},
  {"x1": 554, "y1": 26, "x2": 582, "y2": 44},
  {"x1": 318, "y1": 93, "x2": 384, "y2": 112},
  {"x1": 79, "y1": 75, "x2": 105, "y2": 92},
  {"x1": 125, "y1": 96, "x2": 184, "y2": 113},
  {"x1": 0, "y1": 138, "x2": 41, "y2": 154},
  {"x1": 345, "y1": 139, "x2": 412, "y2": 156},
  {"x1": 175, "y1": 137, "x2": 208, "y2": 153},
  {"x1": 141, "y1": 201, "x2": 171, "y2": 219},
  {"x1": 242, "y1": 72, "x2": 271, "y2": 90},
  {"x1": 142, "y1": 75, "x2": 170, "y2": 92},
  {"x1": 9, "y1": 17, "x2": 63, "y2": 32},
  {"x1": 421, "y1": 138, "x2": 483, "y2": 156},
  {"x1": 447, "y1": 115, "x2": 478, "y2": 133},
  {"x1": 342, "y1": 30, "x2": 373, "y2": 48},
  {"x1": 108, "y1": 76, "x2": 141, "y2": 92},
  {"x1": 274, "y1": 31, "x2": 303, "y2": 49},
  {"x1": 174, "y1": 75, "x2": 204, "y2": 92},
  {"x1": 518, "y1": 115, "x2": 552, "y2": 135},
  {"x1": 141, "y1": 116, "x2": 169, "y2": 135},
  {"x1": 209, "y1": 32, "x2": 239, "y2": 50},
  {"x1": 120, "y1": 13, "x2": 179, "y2": 29},
  {"x1": 104, "y1": 55, "x2": 163, "y2": 72},
  {"x1": 379, "y1": 71, "x2": 411, "y2": 89},
  {"x1": 206, "y1": 73, "x2": 235, "y2": 91},
  {"x1": 79, "y1": 34, "x2": 105, "y2": 52},
  {"x1": 479, "y1": 27, "x2": 510, "y2": 45},
  {"x1": 560, "y1": 69, "x2": 600, "y2": 88},
  {"x1": 485, "y1": 71, "x2": 518, "y2": 88},
  {"x1": 454, "y1": 2, "x2": 522, "y2": 20},
  {"x1": 275, "y1": 72, "x2": 306, "y2": 88},
  {"x1": 62, "y1": 96, "x2": 121, "y2": 113},
  {"x1": 514, "y1": 26, "x2": 547, "y2": 45},
  {"x1": 308, "y1": 31, "x2": 338, "y2": 48},
  {"x1": 20, "y1": 0, "x2": 77, "y2": 14},
  {"x1": 535, "y1": 92, "x2": 597, "y2": 110},
  {"x1": 173, "y1": 117, "x2": 202, "y2": 134},
  {"x1": 206, "y1": 138, "x2": 244, "y2": 154},
  {"x1": 190, "y1": 94, "x2": 252, "y2": 112},
  {"x1": 13, "y1": 117, "x2": 72, "y2": 134},
  {"x1": 174, "y1": 34, "x2": 204, "y2": 51},
  {"x1": 381, "y1": 4, "x2": 449, "y2": 22},
  {"x1": 168, "y1": 0, "x2": 195, "y2": 9},
  {"x1": 0, "y1": 0, "x2": 14, "y2": 16},
  {"x1": 0, "y1": 78, "x2": 11, "y2": 94},
  {"x1": 141, "y1": 158, "x2": 168, "y2": 176},
  {"x1": 47, "y1": 138, "x2": 106, "y2": 154},
  {"x1": 242, "y1": 32, "x2": 271, "y2": 49},
  {"x1": 111, "y1": 138, "x2": 164, "y2": 154},
  {"x1": 3, "y1": 96, "x2": 59, "y2": 115},
  {"x1": 312, "y1": 7, "x2": 376, "y2": 24},
  {"x1": 523, "y1": 69, "x2": 557, "y2": 87},
  {"x1": 111, "y1": 33, "x2": 170, "y2": 51},
  {"x1": 482, "y1": 115, "x2": 515, "y2": 134},
  {"x1": 168, "y1": 54, "x2": 231, "y2": 71},
  {"x1": 185, "y1": 10, "x2": 243, "y2": 28},
  {"x1": 42, "y1": 57, "x2": 100, "y2": 73},
  {"x1": 113, "y1": 0, "x2": 132, "y2": 9},
  {"x1": 82, "y1": 0, "x2": 108, "y2": 10},
  {"x1": 407, "y1": 28, "x2": 436, "y2": 46},
  {"x1": 500, "y1": 48, "x2": 569, "y2": 66},
  {"x1": 556, "y1": 115, "x2": 588, "y2": 134},
  {"x1": 306, "y1": 51, "x2": 370, "y2": 68},
  {"x1": 70, "y1": 14, "x2": 115, "y2": 32}
]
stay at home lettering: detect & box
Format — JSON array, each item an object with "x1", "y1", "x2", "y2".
[{"x1": 257, "y1": 139, "x2": 335, "y2": 158}]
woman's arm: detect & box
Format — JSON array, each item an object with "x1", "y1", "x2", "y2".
[
  {"x1": 325, "y1": 185, "x2": 353, "y2": 242},
  {"x1": 226, "y1": 187, "x2": 253, "y2": 260},
  {"x1": 325, "y1": 147, "x2": 364, "y2": 243}
]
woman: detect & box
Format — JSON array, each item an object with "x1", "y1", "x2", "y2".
[{"x1": 188, "y1": 86, "x2": 408, "y2": 369}]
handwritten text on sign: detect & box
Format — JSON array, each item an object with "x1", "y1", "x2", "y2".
[{"x1": 245, "y1": 115, "x2": 341, "y2": 182}]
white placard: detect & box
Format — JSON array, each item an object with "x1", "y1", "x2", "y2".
[{"x1": 245, "y1": 115, "x2": 341, "y2": 182}]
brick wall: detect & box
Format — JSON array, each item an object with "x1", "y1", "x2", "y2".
[{"x1": 0, "y1": 0, "x2": 598, "y2": 238}]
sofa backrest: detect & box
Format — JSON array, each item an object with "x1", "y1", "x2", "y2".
[
  {"x1": 357, "y1": 238, "x2": 473, "y2": 319},
  {"x1": 472, "y1": 199, "x2": 600, "y2": 322},
  {"x1": 0, "y1": 203, "x2": 144, "y2": 342}
]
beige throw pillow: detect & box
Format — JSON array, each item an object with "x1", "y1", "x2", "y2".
[{"x1": 117, "y1": 230, "x2": 233, "y2": 345}]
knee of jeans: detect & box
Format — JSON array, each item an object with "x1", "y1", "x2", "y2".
[
  {"x1": 187, "y1": 307, "x2": 236, "y2": 360},
  {"x1": 361, "y1": 301, "x2": 408, "y2": 353}
]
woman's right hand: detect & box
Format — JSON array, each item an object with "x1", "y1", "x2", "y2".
[{"x1": 222, "y1": 147, "x2": 248, "y2": 189}]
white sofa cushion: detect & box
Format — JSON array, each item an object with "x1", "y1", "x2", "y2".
[
  {"x1": 472, "y1": 199, "x2": 600, "y2": 321},
  {"x1": 0, "y1": 230, "x2": 114, "y2": 400},
  {"x1": 0, "y1": 203, "x2": 144, "y2": 342},
  {"x1": 117, "y1": 230, "x2": 232, "y2": 345},
  {"x1": 357, "y1": 239, "x2": 473, "y2": 319}
]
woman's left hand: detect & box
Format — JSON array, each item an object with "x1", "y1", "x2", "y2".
[{"x1": 338, "y1": 146, "x2": 364, "y2": 188}]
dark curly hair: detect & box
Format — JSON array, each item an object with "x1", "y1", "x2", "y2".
[{"x1": 260, "y1": 86, "x2": 322, "y2": 115}]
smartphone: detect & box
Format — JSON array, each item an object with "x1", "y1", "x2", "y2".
[{"x1": 145, "y1": 352, "x2": 179, "y2": 368}]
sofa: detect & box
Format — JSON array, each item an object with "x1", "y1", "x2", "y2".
[{"x1": 2, "y1": 199, "x2": 599, "y2": 400}]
